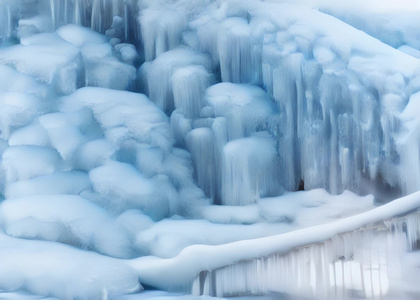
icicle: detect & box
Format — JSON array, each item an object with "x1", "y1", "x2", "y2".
[
  {"x1": 139, "y1": 7, "x2": 187, "y2": 61},
  {"x1": 49, "y1": 0, "x2": 55, "y2": 29},
  {"x1": 91, "y1": 0, "x2": 109, "y2": 33},
  {"x1": 74, "y1": 0, "x2": 81, "y2": 25},
  {"x1": 192, "y1": 210, "x2": 420, "y2": 298},
  {"x1": 142, "y1": 48, "x2": 211, "y2": 114},
  {"x1": 124, "y1": 0, "x2": 129, "y2": 41},
  {"x1": 221, "y1": 134, "x2": 281, "y2": 205},
  {"x1": 185, "y1": 128, "x2": 217, "y2": 202},
  {"x1": 172, "y1": 65, "x2": 212, "y2": 118}
]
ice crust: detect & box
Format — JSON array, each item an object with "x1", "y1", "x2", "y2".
[{"x1": 0, "y1": 0, "x2": 419, "y2": 299}]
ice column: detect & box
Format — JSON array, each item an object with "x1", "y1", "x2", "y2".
[
  {"x1": 139, "y1": 7, "x2": 187, "y2": 62},
  {"x1": 221, "y1": 135, "x2": 281, "y2": 206}
]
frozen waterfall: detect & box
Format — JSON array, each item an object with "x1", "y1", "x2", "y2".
[{"x1": 0, "y1": 0, "x2": 419, "y2": 299}]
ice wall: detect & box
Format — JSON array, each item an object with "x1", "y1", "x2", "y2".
[
  {"x1": 0, "y1": 0, "x2": 420, "y2": 298},
  {"x1": 138, "y1": 0, "x2": 420, "y2": 203},
  {"x1": 2, "y1": 0, "x2": 419, "y2": 202}
]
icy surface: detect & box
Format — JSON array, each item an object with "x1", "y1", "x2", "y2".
[{"x1": 0, "y1": 0, "x2": 420, "y2": 299}]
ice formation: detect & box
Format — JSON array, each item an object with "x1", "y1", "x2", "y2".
[
  {"x1": 132, "y1": 191, "x2": 420, "y2": 297},
  {"x1": 0, "y1": 0, "x2": 419, "y2": 299}
]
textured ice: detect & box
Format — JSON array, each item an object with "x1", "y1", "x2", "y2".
[
  {"x1": 81, "y1": 42, "x2": 137, "y2": 90},
  {"x1": 56, "y1": 24, "x2": 107, "y2": 47},
  {"x1": 139, "y1": 7, "x2": 187, "y2": 62},
  {"x1": 277, "y1": 0, "x2": 420, "y2": 52},
  {"x1": 2, "y1": 145, "x2": 63, "y2": 182},
  {"x1": 139, "y1": 47, "x2": 212, "y2": 113},
  {"x1": 222, "y1": 135, "x2": 281, "y2": 205},
  {"x1": 0, "y1": 92, "x2": 46, "y2": 139},
  {"x1": 0, "y1": 0, "x2": 420, "y2": 299},
  {"x1": 0, "y1": 232, "x2": 141, "y2": 299},
  {"x1": 4, "y1": 171, "x2": 90, "y2": 199},
  {"x1": 0, "y1": 32, "x2": 80, "y2": 94}
]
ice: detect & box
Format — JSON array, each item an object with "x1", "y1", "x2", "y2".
[
  {"x1": 38, "y1": 113, "x2": 87, "y2": 160},
  {"x1": 0, "y1": 92, "x2": 46, "y2": 138},
  {"x1": 139, "y1": 47, "x2": 211, "y2": 114},
  {"x1": 17, "y1": 14, "x2": 53, "y2": 39},
  {"x1": 81, "y1": 42, "x2": 137, "y2": 90},
  {"x1": 0, "y1": 23, "x2": 138, "y2": 93},
  {"x1": 0, "y1": 65, "x2": 51, "y2": 100},
  {"x1": 0, "y1": 0, "x2": 420, "y2": 299},
  {"x1": 89, "y1": 162, "x2": 156, "y2": 211},
  {"x1": 126, "y1": 189, "x2": 374, "y2": 259},
  {"x1": 280, "y1": 0, "x2": 420, "y2": 51},
  {"x1": 0, "y1": 2, "x2": 13, "y2": 41},
  {"x1": 139, "y1": 7, "x2": 187, "y2": 61},
  {"x1": 4, "y1": 171, "x2": 90, "y2": 199},
  {"x1": 56, "y1": 23, "x2": 107, "y2": 47},
  {"x1": 185, "y1": 128, "x2": 217, "y2": 201},
  {"x1": 185, "y1": 0, "x2": 420, "y2": 196},
  {"x1": 128, "y1": 191, "x2": 420, "y2": 296},
  {"x1": 0, "y1": 232, "x2": 141, "y2": 299},
  {"x1": 398, "y1": 91, "x2": 420, "y2": 194},
  {"x1": 115, "y1": 43, "x2": 140, "y2": 66},
  {"x1": 172, "y1": 66, "x2": 214, "y2": 118},
  {"x1": 2, "y1": 146, "x2": 63, "y2": 182},
  {"x1": 221, "y1": 135, "x2": 281, "y2": 205},
  {"x1": 217, "y1": 17, "x2": 260, "y2": 84},
  {"x1": 9, "y1": 122, "x2": 52, "y2": 147},
  {"x1": 73, "y1": 139, "x2": 114, "y2": 171},
  {"x1": 1, "y1": 195, "x2": 97, "y2": 241},
  {"x1": 181, "y1": 82, "x2": 278, "y2": 204},
  {"x1": 0, "y1": 33, "x2": 81, "y2": 94},
  {"x1": 47, "y1": 0, "x2": 139, "y2": 41},
  {"x1": 60, "y1": 87, "x2": 172, "y2": 148},
  {"x1": 206, "y1": 83, "x2": 274, "y2": 140}
]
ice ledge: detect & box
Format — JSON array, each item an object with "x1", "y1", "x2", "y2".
[{"x1": 127, "y1": 191, "x2": 420, "y2": 296}]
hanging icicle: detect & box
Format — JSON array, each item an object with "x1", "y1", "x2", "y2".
[{"x1": 192, "y1": 210, "x2": 420, "y2": 298}]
